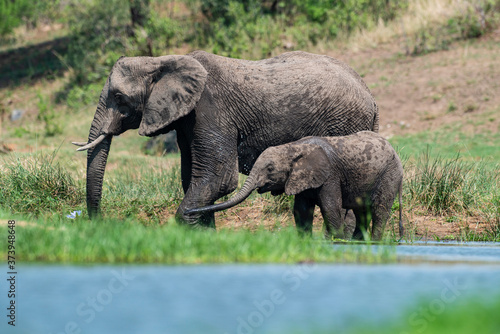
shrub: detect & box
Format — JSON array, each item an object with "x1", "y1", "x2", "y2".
[
  {"x1": 193, "y1": 0, "x2": 408, "y2": 58},
  {"x1": 64, "y1": 0, "x2": 130, "y2": 86},
  {"x1": 407, "y1": 0, "x2": 500, "y2": 55},
  {"x1": 0, "y1": 0, "x2": 64, "y2": 39},
  {"x1": 129, "y1": 11, "x2": 184, "y2": 56},
  {"x1": 0, "y1": 0, "x2": 35, "y2": 37}
]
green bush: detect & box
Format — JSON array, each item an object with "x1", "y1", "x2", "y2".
[
  {"x1": 129, "y1": 11, "x2": 184, "y2": 56},
  {"x1": 61, "y1": 0, "x2": 187, "y2": 104},
  {"x1": 64, "y1": 0, "x2": 130, "y2": 85},
  {"x1": 0, "y1": 0, "x2": 63, "y2": 38},
  {"x1": 409, "y1": 0, "x2": 500, "y2": 55},
  {"x1": 194, "y1": 0, "x2": 408, "y2": 58},
  {"x1": 56, "y1": 0, "x2": 500, "y2": 105},
  {"x1": 0, "y1": 0, "x2": 35, "y2": 37}
]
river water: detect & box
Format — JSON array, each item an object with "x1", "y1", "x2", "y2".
[{"x1": 3, "y1": 242, "x2": 500, "y2": 334}]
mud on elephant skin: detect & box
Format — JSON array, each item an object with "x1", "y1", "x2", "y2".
[
  {"x1": 73, "y1": 51, "x2": 379, "y2": 227},
  {"x1": 186, "y1": 131, "x2": 404, "y2": 241}
]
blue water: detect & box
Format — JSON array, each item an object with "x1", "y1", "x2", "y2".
[
  {"x1": 2, "y1": 243, "x2": 500, "y2": 334},
  {"x1": 397, "y1": 242, "x2": 500, "y2": 263}
]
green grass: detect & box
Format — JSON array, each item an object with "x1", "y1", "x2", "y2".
[
  {"x1": 391, "y1": 129, "x2": 500, "y2": 162},
  {"x1": 386, "y1": 127, "x2": 500, "y2": 241},
  {"x1": 97, "y1": 153, "x2": 184, "y2": 224},
  {"x1": 0, "y1": 213, "x2": 395, "y2": 264},
  {"x1": 405, "y1": 150, "x2": 500, "y2": 215},
  {"x1": 395, "y1": 144, "x2": 500, "y2": 241},
  {"x1": 0, "y1": 150, "x2": 84, "y2": 217},
  {"x1": 349, "y1": 295, "x2": 500, "y2": 334},
  {"x1": 0, "y1": 148, "x2": 397, "y2": 264},
  {"x1": 2, "y1": 133, "x2": 500, "y2": 250}
]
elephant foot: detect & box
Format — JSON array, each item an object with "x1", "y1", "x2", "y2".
[{"x1": 175, "y1": 208, "x2": 216, "y2": 229}]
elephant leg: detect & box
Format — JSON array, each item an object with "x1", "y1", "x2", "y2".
[
  {"x1": 176, "y1": 133, "x2": 239, "y2": 228},
  {"x1": 352, "y1": 208, "x2": 371, "y2": 240},
  {"x1": 176, "y1": 171, "x2": 239, "y2": 227},
  {"x1": 177, "y1": 186, "x2": 216, "y2": 228},
  {"x1": 370, "y1": 202, "x2": 392, "y2": 241},
  {"x1": 370, "y1": 181, "x2": 399, "y2": 240},
  {"x1": 342, "y1": 209, "x2": 356, "y2": 239},
  {"x1": 293, "y1": 192, "x2": 316, "y2": 235},
  {"x1": 317, "y1": 182, "x2": 344, "y2": 239},
  {"x1": 176, "y1": 128, "x2": 192, "y2": 194}
]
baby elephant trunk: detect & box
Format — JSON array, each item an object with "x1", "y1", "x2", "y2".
[{"x1": 184, "y1": 175, "x2": 257, "y2": 215}]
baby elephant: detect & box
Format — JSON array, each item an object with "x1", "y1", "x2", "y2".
[{"x1": 185, "y1": 131, "x2": 403, "y2": 240}]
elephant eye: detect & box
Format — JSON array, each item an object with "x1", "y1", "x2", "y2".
[{"x1": 115, "y1": 93, "x2": 125, "y2": 105}]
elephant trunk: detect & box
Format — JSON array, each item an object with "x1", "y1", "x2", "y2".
[
  {"x1": 184, "y1": 174, "x2": 258, "y2": 215},
  {"x1": 86, "y1": 133, "x2": 112, "y2": 219},
  {"x1": 80, "y1": 87, "x2": 112, "y2": 219}
]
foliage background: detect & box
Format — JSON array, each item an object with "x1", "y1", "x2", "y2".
[{"x1": 2, "y1": 0, "x2": 499, "y2": 106}]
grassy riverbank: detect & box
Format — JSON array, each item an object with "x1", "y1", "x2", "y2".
[{"x1": 0, "y1": 211, "x2": 395, "y2": 264}]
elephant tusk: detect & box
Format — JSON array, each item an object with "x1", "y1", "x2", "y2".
[
  {"x1": 74, "y1": 134, "x2": 107, "y2": 152},
  {"x1": 72, "y1": 141, "x2": 88, "y2": 146}
]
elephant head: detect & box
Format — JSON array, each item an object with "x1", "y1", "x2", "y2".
[
  {"x1": 73, "y1": 55, "x2": 208, "y2": 218},
  {"x1": 184, "y1": 143, "x2": 331, "y2": 215}
]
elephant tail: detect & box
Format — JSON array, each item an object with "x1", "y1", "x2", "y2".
[
  {"x1": 184, "y1": 175, "x2": 257, "y2": 215},
  {"x1": 372, "y1": 102, "x2": 380, "y2": 132},
  {"x1": 398, "y1": 179, "x2": 404, "y2": 239}
]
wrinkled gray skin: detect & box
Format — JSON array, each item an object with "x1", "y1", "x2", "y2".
[
  {"x1": 185, "y1": 132, "x2": 404, "y2": 240},
  {"x1": 73, "y1": 51, "x2": 379, "y2": 227}
]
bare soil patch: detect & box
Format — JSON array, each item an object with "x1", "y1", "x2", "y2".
[
  {"x1": 331, "y1": 32, "x2": 500, "y2": 138},
  {"x1": 215, "y1": 203, "x2": 495, "y2": 241}
]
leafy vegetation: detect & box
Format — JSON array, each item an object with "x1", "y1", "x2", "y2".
[
  {"x1": 0, "y1": 0, "x2": 30, "y2": 37},
  {"x1": 3, "y1": 1, "x2": 499, "y2": 104},
  {"x1": 403, "y1": 0, "x2": 500, "y2": 55},
  {"x1": 41, "y1": 0, "x2": 410, "y2": 103},
  {"x1": 0, "y1": 0, "x2": 61, "y2": 38},
  {"x1": 192, "y1": 0, "x2": 408, "y2": 57}
]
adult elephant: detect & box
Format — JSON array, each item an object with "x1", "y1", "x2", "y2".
[{"x1": 73, "y1": 50, "x2": 379, "y2": 227}]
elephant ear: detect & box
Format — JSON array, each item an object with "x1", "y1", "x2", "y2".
[
  {"x1": 139, "y1": 56, "x2": 208, "y2": 136},
  {"x1": 285, "y1": 145, "x2": 331, "y2": 195}
]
